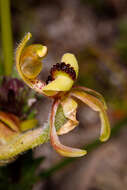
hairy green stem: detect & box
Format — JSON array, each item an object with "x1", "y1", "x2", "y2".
[
  {"x1": 0, "y1": 105, "x2": 67, "y2": 161},
  {"x1": 0, "y1": 0, "x2": 13, "y2": 75},
  {"x1": 0, "y1": 125, "x2": 49, "y2": 160}
]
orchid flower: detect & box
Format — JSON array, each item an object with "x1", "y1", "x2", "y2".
[
  {"x1": 0, "y1": 32, "x2": 110, "y2": 164},
  {"x1": 14, "y1": 32, "x2": 110, "y2": 158}
]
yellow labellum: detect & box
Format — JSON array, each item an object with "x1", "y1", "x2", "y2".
[
  {"x1": 43, "y1": 74, "x2": 73, "y2": 92},
  {"x1": 43, "y1": 53, "x2": 79, "y2": 93}
]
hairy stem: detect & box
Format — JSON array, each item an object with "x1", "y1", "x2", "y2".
[
  {"x1": 0, "y1": 104, "x2": 67, "y2": 161},
  {"x1": 0, "y1": 125, "x2": 49, "y2": 160}
]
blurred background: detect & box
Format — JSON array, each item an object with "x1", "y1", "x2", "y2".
[{"x1": 1, "y1": 0, "x2": 127, "y2": 189}]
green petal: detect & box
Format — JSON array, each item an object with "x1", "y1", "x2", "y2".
[
  {"x1": 73, "y1": 86, "x2": 107, "y2": 109},
  {"x1": 20, "y1": 45, "x2": 47, "y2": 79},
  {"x1": 16, "y1": 32, "x2": 47, "y2": 94},
  {"x1": 71, "y1": 90, "x2": 110, "y2": 142}
]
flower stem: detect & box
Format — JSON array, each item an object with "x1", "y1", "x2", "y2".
[
  {"x1": 0, "y1": 0, "x2": 13, "y2": 75},
  {"x1": 0, "y1": 105, "x2": 66, "y2": 161}
]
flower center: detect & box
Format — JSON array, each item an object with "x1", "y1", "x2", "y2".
[{"x1": 46, "y1": 62, "x2": 76, "y2": 84}]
